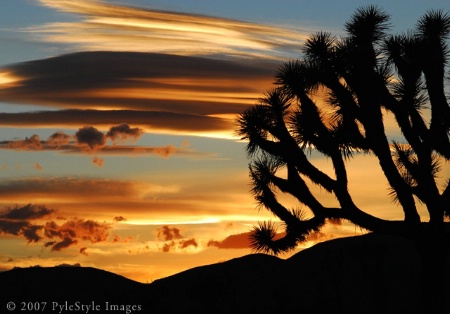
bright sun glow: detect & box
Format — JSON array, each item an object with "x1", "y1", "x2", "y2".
[
  {"x1": 122, "y1": 217, "x2": 222, "y2": 225},
  {"x1": 0, "y1": 72, "x2": 20, "y2": 86}
]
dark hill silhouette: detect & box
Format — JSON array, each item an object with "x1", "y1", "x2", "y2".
[
  {"x1": 0, "y1": 266, "x2": 145, "y2": 304},
  {"x1": 1, "y1": 234, "x2": 449, "y2": 313}
]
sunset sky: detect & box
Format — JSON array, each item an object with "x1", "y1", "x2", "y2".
[{"x1": 0, "y1": 0, "x2": 449, "y2": 283}]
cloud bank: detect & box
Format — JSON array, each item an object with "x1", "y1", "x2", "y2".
[{"x1": 0, "y1": 52, "x2": 278, "y2": 137}]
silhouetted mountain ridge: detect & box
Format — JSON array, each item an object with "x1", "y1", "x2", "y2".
[{"x1": 1, "y1": 234, "x2": 449, "y2": 313}]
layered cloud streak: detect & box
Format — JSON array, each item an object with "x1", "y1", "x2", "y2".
[
  {"x1": 0, "y1": 52, "x2": 277, "y2": 137},
  {"x1": 35, "y1": 0, "x2": 306, "y2": 58}
]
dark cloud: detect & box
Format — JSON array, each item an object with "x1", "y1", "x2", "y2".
[
  {"x1": 52, "y1": 237, "x2": 78, "y2": 251},
  {"x1": 0, "y1": 204, "x2": 53, "y2": 243},
  {"x1": 0, "y1": 220, "x2": 30, "y2": 236},
  {"x1": 157, "y1": 225, "x2": 183, "y2": 241},
  {"x1": 21, "y1": 225, "x2": 43, "y2": 243},
  {"x1": 75, "y1": 126, "x2": 106, "y2": 150},
  {"x1": 47, "y1": 131, "x2": 72, "y2": 147},
  {"x1": 113, "y1": 216, "x2": 127, "y2": 222},
  {"x1": 208, "y1": 232, "x2": 252, "y2": 249},
  {"x1": 44, "y1": 241, "x2": 56, "y2": 248},
  {"x1": 0, "y1": 204, "x2": 54, "y2": 220},
  {"x1": 106, "y1": 123, "x2": 143, "y2": 143},
  {"x1": 79, "y1": 247, "x2": 88, "y2": 256}
]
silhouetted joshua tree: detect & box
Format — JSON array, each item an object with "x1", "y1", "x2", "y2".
[
  {"x1": 238, "y1": 6, "x2": 449, "y2": 311},
  {"x1": 238, "y1": 6, "x2": 450, "y2": 254},
  {"x1": 239, "y1": 5, "x2": 450, "y2": 251}
]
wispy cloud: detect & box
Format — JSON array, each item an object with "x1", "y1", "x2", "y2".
[
  {"x1": 35, "y1": 0, "x2": 306, "y2": 59},
  {"x1": 0, "y1": 178, "x2": 155, "y2": 203}
]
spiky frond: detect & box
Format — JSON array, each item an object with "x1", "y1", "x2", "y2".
[
  {"x1": 249, "y1": 221, "x2": 279, "y2": 254},
  {"x1": 384, "y1": 33, "x2": 423, "y2": 77},
  {"x1": 417, "y1": 10, "x2": 450, "y2": 40},
  {"x1": 260, "y1": 88, "x2": 292, "y2": 118},
  {"x1": 289, "y1": 97, "x2": 337, "y2": 156},
  {"x1": 249, "y1": 217, "x2": 325, "y2": 255},
  {"x1": 345, "y1": 5, "x2": 390, "y2": 42},
  {"x1": 249, "y1": 221, "x2": 298, "y2": 255},
  {"x1": 391, "y1": 142, "x2": 418, "y2": 187},
  {"x1": 276, "y1": 60, "x2": 322, "y2": 96},
  {"x1": 237, "y1": 88, "x2": 295, "y2": 158},
  {"x1": 416, "y1": 10, "x2": 450, "y2": 72},
  {"x1": 290, "y1": 208, "x2": 309, "y2": 221},
  {"x1": 303, "y1": 32, "x2": 337, "y2": 62},
  {"x1": 395, "y1": 81, "x2": 428, "y2": 111},
  {"x1": 249, "y1": 156, "x2": 283, "y2": 201},
  {"x1": 237, "y1": 105, "x2": 271, "y2": 156}
]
